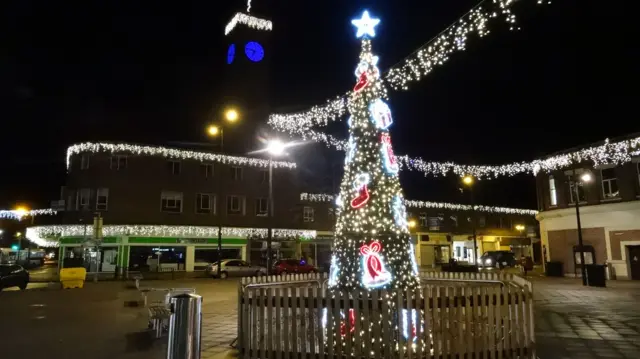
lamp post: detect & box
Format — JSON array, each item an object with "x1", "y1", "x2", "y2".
[
  {"x1": 264, "y1": 139, "x2": 286, "y2": 275},
  {"x1": 462, "y1": 175, "x2": 478, "y2": 266},
  {"x1": 572, "y1": 169, "x2": 592, "y2": 286},
  {"x1": 206, "y1": 108, "x2": 240, "y2": 278}
]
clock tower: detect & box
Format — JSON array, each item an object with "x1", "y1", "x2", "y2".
[{"x1": 223, "y1": 9, "x2": 273, "y2": 127}]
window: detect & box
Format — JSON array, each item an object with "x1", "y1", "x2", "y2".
[
  {"x1": 478, "y1": 216, "x2": 486, "y2": 227},
  {"x1": 567, "y1": 172, "x2": 586, "y2": 203},
  {"x1": 549, "y1": 175, "x2": 558, "y2": 206},
  {"x1": 601, "y1": 168, "x2": 619, "y2": 199},
  {"x1": 168, "y1": 160, "x2": 181, "y2": 175},
  {"x1": 428, "y1": 214, "x2": 444, "y2": 231},
  {"x1": 110, "y1": 155, "x2": 127, "y2": 170},
  {"x1": 303, "y1": 206, "x2": 315, "y2": 222},
  {"x1": 200, "y1": 163, "x2": 213, "y2": 178},
  {"x1": 450, "y1": 215, "x2": 458, "y2": 227},
  {"x1": 96, "y1": 188, "x2": 109, "y2": 211},
  {"x1": 419, "y1": 213, "x2": 428, "y2": 227},
  {"x1": 161, "y1": 191, "x2": 183, "y2": 213},
  {"x1": 196, "y1": 193, "x2": 215, "y2": 214},
  {"x1": 77, "y1": 188, "x2": 91, "y2": 210},
  {"x1": 227, "y1": 195, "x2": 245, "y2": 215},
  {"x1": 255, "y1": 198, "x2": 268, "y2": 216},
  {"x1": 260, "y1": 169, "x2": 269, "y2": 183},
  {"x1": 231, "y1": 167, "x2": 243, "y2": 181},
  {"x1": 80, "y1": 154, "x2": 90, "y2": 170},
  {"x1": 328, "y1": 208, "x2": 336, "y2": 220}
]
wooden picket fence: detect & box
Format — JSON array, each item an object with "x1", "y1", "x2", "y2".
[{"x1": 237, "y1": 272, "x2": 535, "y2": 358}]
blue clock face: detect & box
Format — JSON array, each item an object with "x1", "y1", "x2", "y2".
[
  {"x1": 245, "y1": 41, "x2": 265, "y2": 62},
  {"x1": 227, "y1": 44, "x2": 235, "y2": 64}
]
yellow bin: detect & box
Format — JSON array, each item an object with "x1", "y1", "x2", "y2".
[{"x1": 60, "y1": 267, "x2": 87, "y2": 289}]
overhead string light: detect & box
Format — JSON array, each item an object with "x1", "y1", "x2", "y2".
[
  {"x1": 26, "y1": 225, "x2": 317, "y2": 248},
  {"x1": 0, "y1": 208, "x2": 57, "y2": 221},
  {"x1": 66, "y1": 142, "x2": 297, "y2": 171},
  {"x1": 268, "y1": 0, "x2": 549, "y2": 133},
  {"x1": 301, "y1": 193, "x2": 538, "y2": 216},
  {"x1": 224, "y1": 12, "x2": 273, "y2": 36}
]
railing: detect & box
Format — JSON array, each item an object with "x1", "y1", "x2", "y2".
[{"x1": 237, "y1": 272, "x2": 535, "y2": 358}]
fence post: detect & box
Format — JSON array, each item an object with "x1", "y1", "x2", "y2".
[{"x1": 167, "y1": 293, "x2": 203, "y2": 359}]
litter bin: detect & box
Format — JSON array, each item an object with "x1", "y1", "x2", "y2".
[
  {"x1": 586, "y1": 264, "x2": 606, "y2": 287},
  {"x1": 545, "y1": 261, "x2": 563, "y2": 277}
]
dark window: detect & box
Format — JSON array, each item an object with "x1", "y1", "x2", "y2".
[
  {"x1": 110, "y1": 155, "x2": 127, "y2": 170},
  {"x1": 80, "y1": 154, "x2": 90, "y2": 170},
  {"x1": 255, "y1": 198, "x2": 268, "y2": 216},
  {"x1": 161, "y1": 191, "x2": 183, "y2": 213},
  {"x1": 232, "y1": 167, "x2": 243, "y2": 181},
  {"x1": 168, "y1": 161, "x2": 181, "y2": 175},
  {"x1": 200, "y1": 163, "x2": 214, "y2": 177},
  {"x1": 260, "y1": 169, "x2": 269, "y2": 183},
  {"x1": 196, "y1": 193, "x2": 214, "y2": 214}
]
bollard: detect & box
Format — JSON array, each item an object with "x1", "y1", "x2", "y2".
[{"x1": 167, "y1": 293, "x2": 203, "y2": 359}]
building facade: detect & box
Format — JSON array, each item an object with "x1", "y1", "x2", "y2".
[
  {"x1": 299, "y1": 194, "x2": 540, "y2": 267},
  {"x1": 26, "y1": 142, "x2": 541, "y2": 275},
  {"x1": 535, "y1": 135, "x2": 640, "y2": 280}
]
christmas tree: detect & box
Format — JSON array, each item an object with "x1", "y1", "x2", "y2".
[{"x1": 329, "y1": 10, "x2": 421, "y2": 292}]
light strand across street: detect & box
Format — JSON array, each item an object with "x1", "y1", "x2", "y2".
[
  {"x1": 0, "y1": 208, "x2": 57, "y2": 221},
  {"x1": 300, "y1": 193, "x2": 538, "y2": 216}
]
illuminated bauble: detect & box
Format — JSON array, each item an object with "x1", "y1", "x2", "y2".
[{"x1": 245, "y1": 41, "x2": 265, "y2": 62}]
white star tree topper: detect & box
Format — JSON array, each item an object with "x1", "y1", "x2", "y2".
[{"x1": 351, "y1": 10, "x2": 381, "y2": 38}]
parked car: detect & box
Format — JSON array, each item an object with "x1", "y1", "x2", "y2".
[
  {"x1": 478, "y1": 251, "x2": 517, "y2": 269},
  {"x1": 273, "y1": 259, "x2": 318, "y2": 275},
  {"x1": 0, "y1": 264, "x2": 30, "y2": 291},
  {"x1": 205, "y1": 259, "x2": 266, "y2": 279}
]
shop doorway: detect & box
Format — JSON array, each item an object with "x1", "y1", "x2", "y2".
[{"x1": 629, "y1": 245, "x2": 640, "y2": 280}]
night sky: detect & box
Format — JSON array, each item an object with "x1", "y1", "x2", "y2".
[{"x1": 1, "y1": 0, "x2": 637, "y2": 210}]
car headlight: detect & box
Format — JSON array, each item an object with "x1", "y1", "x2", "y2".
[{"x1": 485, "y1": 258, "x2": 492, "y2": 265}]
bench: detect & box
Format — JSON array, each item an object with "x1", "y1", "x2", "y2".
[{"x1": 148, "y1": 306, "x2": 172, "y2": 338}]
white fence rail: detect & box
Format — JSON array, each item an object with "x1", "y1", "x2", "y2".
[{"x1": 237, "y1": 272, "x2": 534, "y2": 358}]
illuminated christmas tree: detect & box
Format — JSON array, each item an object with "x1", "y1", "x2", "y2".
[{"x1": 328, "y1": 10, "x2": 421, "y2": 292}]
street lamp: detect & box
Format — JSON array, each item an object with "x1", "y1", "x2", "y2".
[
  {"x1": 515, "y1": 224, "x2": 525, "y2": 232},
  {"x1": 408, "y1": 219, "x2": 417, "y2": 229},
  {"x1": 572, "y1": 169, "x2": 592, "y2": 286},
  {"x1": 256, "y1": 139, "x2": 300, "y2": 275},
  {"x1": 462, "y1": 175, "x2": 479, "y2": 266},
  {"x1": 206, "y1": 109, "x2": 241, "y2": 278},
  {"x1": 206, "y1": 108, "x2": 241, "y2": 153}
]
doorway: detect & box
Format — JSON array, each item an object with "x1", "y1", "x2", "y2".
[{"x1": 628, "y1": 245, "x2": 640, "y2": 280}]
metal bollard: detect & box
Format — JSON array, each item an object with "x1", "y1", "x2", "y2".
[{"x1": 167, "y1": 293, "x2": 203, "y2": 359}]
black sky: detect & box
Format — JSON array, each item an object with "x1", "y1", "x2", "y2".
[{"x1": 1, "y1": 0, "x2": 637, "y2": 209}]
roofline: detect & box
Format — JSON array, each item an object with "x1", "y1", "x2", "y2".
[
  {"x1": 541, "y1": 132, "x2": 640, "y2": 159},
  {"x1": 65, "y1": 142, "x2": 297, "y2": 171}
]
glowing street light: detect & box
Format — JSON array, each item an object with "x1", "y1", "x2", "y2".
[
  {"x1": 207, "y1": 125, "x2": 220, "y2": 136},
  {"x1": 463, "y1": 175, "x2": 474, "y2": 186},
  {"x1": 224, "y1": 108, "x2": 239, "y2": 122},
  {"x1": 266, "y1": 139, "x2": 286, "y2": 156},
  {"x1": 515, "y1": 224, "x2": 525, "y2": 232},
  {"x1": 408, "y1": 219, "x2": 417, "y2": 229},
  {"x1": 580, "y1": 172, "x2": 592, "y2": 183}
]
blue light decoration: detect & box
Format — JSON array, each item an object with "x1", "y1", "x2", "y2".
[
  {"x1": 402, "y1": 308, "x2": 420, "y2": 341},
  {"x1": 328, "y1": 255, "x2": 339, "y2": 287},
  {"x1": 245, "y1": 41, "x2": 265, "y2": 62},
  {"x1": 227, "y1": 44, "x2": 236, "y2": 64},
  {"x1": 380, "y1": 133, "x2": 399, "y2": 174},
  {"x1": 409, "y1": 243, "x2": 419, "y2": 276},
  {"x1": 360, "y1": 241, "x2": 392, "y2": 288},
  {"x1": 391, "y1": 195, "x2": 408, "y2": 229},
  {"x1": 345, "y1": 137, "x2": 356, "y2": 164},
  {"x1": 351, "y1": 10, "x2": 381, "y2": 38},
  {"x1": 370, "y1": 99, "x2": 393, "y2": 129}
]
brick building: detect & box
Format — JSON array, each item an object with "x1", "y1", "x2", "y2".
[
  {"x1": 535, "y1": 134, "x2": 640, "y2": 280},
  {"x1": 26, "y1": 141, "x2": 540, "y2": 275}
]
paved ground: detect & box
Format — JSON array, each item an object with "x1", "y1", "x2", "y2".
[{"x1": 1, "y1": 276, "x2": 640, "y2": 359}]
